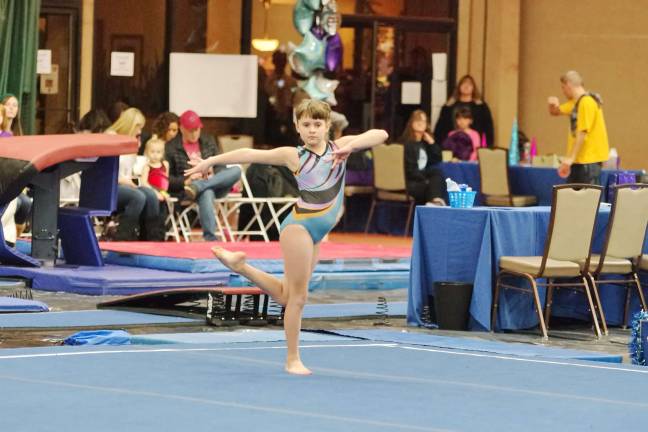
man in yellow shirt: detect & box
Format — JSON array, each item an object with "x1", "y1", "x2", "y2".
[{"x1": 548, "y1": 70, "x2": 609, "y2": 184}]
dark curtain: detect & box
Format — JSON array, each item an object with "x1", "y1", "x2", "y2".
[{"x1": 0, "y1": 0, "x2": 41, "y2": 134}]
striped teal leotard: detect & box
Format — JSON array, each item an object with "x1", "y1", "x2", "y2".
[{"x1": 280, "y1": 140, "x2": 346, "y2": 244}]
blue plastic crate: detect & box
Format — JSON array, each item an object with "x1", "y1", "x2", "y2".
[{"x1": 448, "y1": 191, "x2": 477, "y2": 208}]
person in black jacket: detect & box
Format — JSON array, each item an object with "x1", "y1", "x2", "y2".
[
  {"x1": 433, "y1": 74, "x2": 494, "y2": 148},
  {"x1": 165, "y1": 110, "x2": 241, "y2": 241},
  {"x1": 400, "y1": 110, "x2": 446, "y2": 206}
]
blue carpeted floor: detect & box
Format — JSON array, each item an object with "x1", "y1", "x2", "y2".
[
  {"x1": 318, "y1": 329, "x2": 622, "y2": 363},
  {"x1": 131, "y1": 330, "x2": 348, "y2": 345},
  {"x1": 0, "y1": 339, "x2": 645, "y2": 431},
  {"x1": 129, "y1": 329, "x2": 622, "y2": 363}
]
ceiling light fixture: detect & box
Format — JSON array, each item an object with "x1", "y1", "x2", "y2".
[{"x1": 252, "y1": 0, "x2": 279, "y2": 52}]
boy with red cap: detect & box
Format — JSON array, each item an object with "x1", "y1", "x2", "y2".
[{"x1": 165, "y1": 110, "x2": 241, "y2": 241}]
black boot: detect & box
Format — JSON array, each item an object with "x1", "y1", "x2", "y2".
[
  {"x1": 140, "y1": 217, "x2": 165, "y2": 241},
  {"x1": 115, "y1": 218, "x2": 140, "y2": 241},
  {"x1": 140, "y1": 202, "x2": 167, "y2": 241}
]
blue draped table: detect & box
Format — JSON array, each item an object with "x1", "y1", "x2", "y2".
[
  {"x1": 440, "y1": 162, "x2": 645, "y2": 205},
  {"x1": 407, "y1": 206, "x2": 648, "y2": 331},
  {"x1": 341, "y1": 163, "x2": 644, "y2": 234}
]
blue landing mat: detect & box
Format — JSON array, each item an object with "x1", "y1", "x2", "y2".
[
  {"x1": 12, "y1": 241, "x2": 408, "y2": 292},
  {"x1": 323, "y1": 329, "x2": 622, "y2": 363},
  {"x1": 0, "y1": 296, "x2": 49, "y2": 313},
  {"x1": 302, "y1": 302, "x2": 407, "y2": 319},
  {"x1": 228, "y1": 271, "x2": 409, "y2": 291},
  {"x1": 1, "y1": 340, "x2": 646, "y2": 431},
  {"x1": 132, "y1": 330, "x2": 349, "y2": 345},
  {"x1": 105, "y1": 251, "x2": 410, "y2": 274},
  {"x1": 307, "y1": 271, "x2": 408, "y2": 290},
  {"x1": 0, "y1": 310, "x2": 202, "y2": 329},
  {"x1": 105, "y1": 254, "x2": 410, "y2": 291},
  {"x1": 0, "y1": 265, "x2": 229, "y2": 296}
]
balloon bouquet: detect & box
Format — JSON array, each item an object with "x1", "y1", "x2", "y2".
[{"x1": 289, "y1": 0, "x2": 343, "y2": 106}]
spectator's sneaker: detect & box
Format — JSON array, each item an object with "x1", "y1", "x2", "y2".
[
  {"x1": 425, "y1": 198, "x2": 447, "y2": 207},
  {"x1": 432, "y1": 197, "x2": 447, "y2": 206},
  {"x1": 184, "y1": 184, "x2": 198, "y2": 201}
]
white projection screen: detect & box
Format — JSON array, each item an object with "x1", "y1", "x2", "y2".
[{"x1": 169, "y1": 53, "x2": 258, "y2": 118}]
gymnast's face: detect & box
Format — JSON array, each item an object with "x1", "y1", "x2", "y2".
[{"x1": 295, "y1": 116, "x2": 330, "y2": 148}]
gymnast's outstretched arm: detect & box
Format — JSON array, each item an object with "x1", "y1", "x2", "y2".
[
  {"x1": 335, "y1": 129, "x2": 388, "y2": 151},
  {"x1": 331, "y1": 129, "x2": 389, "y2": 167},
  {"x1": 184, "y1": 146, "x2": 300, "y2": 177}
]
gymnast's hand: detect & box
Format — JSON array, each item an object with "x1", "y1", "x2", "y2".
[
  {"x1": 184, "y1": 158, "x2": 211, "y2": 177},
  {"x1": 330, "y1": 145, "x2": 352, "y2": 168}
]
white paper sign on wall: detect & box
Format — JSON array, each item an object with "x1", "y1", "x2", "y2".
[
  {"x1": 110, "y1": 52, "x2": 135, "y2": 77},
  {"x1": 401, "y1": 81, "x2": 422, "y2": 105},
  {"x1": 37, "y1": 49, "x2": 52, "y2": 74}
]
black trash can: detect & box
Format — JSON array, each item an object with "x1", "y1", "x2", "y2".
[{"x1": 430, "y1": 282, "x2": 473, "y2": 330}]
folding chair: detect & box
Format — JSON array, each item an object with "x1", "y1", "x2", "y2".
[
  {"x1": 213, "y1": 165, "x2": 297, "y2": 242},
  {"x1": 174, "y1": 162, "x2": 249, "y2": 242},
  {"x1": 581, "y1": 184, "x2": 648, "y2": 334},
  {"x1": 364, "y1": 144, "x2": 415, "y2": 236},
  {"x1": 176, "y1": 165, "x2": 297, "y2": 242},
  {"x1": 492, "y1": 184, "x2": 603, "y2": 340},
  {"x1": 478, "y1": 147, "x2": 537, "y2": 206},
  {"x1": 163, "y1": 196, "x2": 182, "y2": 242}
]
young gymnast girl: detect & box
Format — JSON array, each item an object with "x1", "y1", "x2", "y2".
[{"x1": 185, "y1": 99, "x2": 388, "y2": 375}]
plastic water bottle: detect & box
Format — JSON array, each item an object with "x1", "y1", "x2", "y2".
[
  {"x1": 445, "y1": 178, "x2": 460, "y2": 192},
  {"x1": 605, "y1": 148, "x2": 619, "y2": 169}
]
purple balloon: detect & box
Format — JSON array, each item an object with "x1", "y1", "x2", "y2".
[
  {"x1": 325, "y1": 33, "x2": 343, "y2": 72},
  {"x1": 311, "y1": 26, "x2": 326, "y2": 40}
]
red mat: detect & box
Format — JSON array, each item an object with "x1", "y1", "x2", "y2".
[{"x1": 100, "y1": 241, "x2": 411, "y2": 261}]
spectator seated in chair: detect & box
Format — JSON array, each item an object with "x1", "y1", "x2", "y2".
[{"x1": 165, "y1": 110, "x2": 241, "y2": 241}]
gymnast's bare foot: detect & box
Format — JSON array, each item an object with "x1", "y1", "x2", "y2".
[
  {"x1": 211, "y1": 247, "x2": 246, "y2": 273},
  {"x1": 285, "y1": 358, "x2": 312, "y2": 375}
]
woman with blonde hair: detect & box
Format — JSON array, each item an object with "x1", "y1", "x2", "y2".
[
  {"x1": 108, "y1": 108, "x2": 164, "y2": 240},
  {"x1": 433, "y1": 75, "x2": 494, "y2": 148}
]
